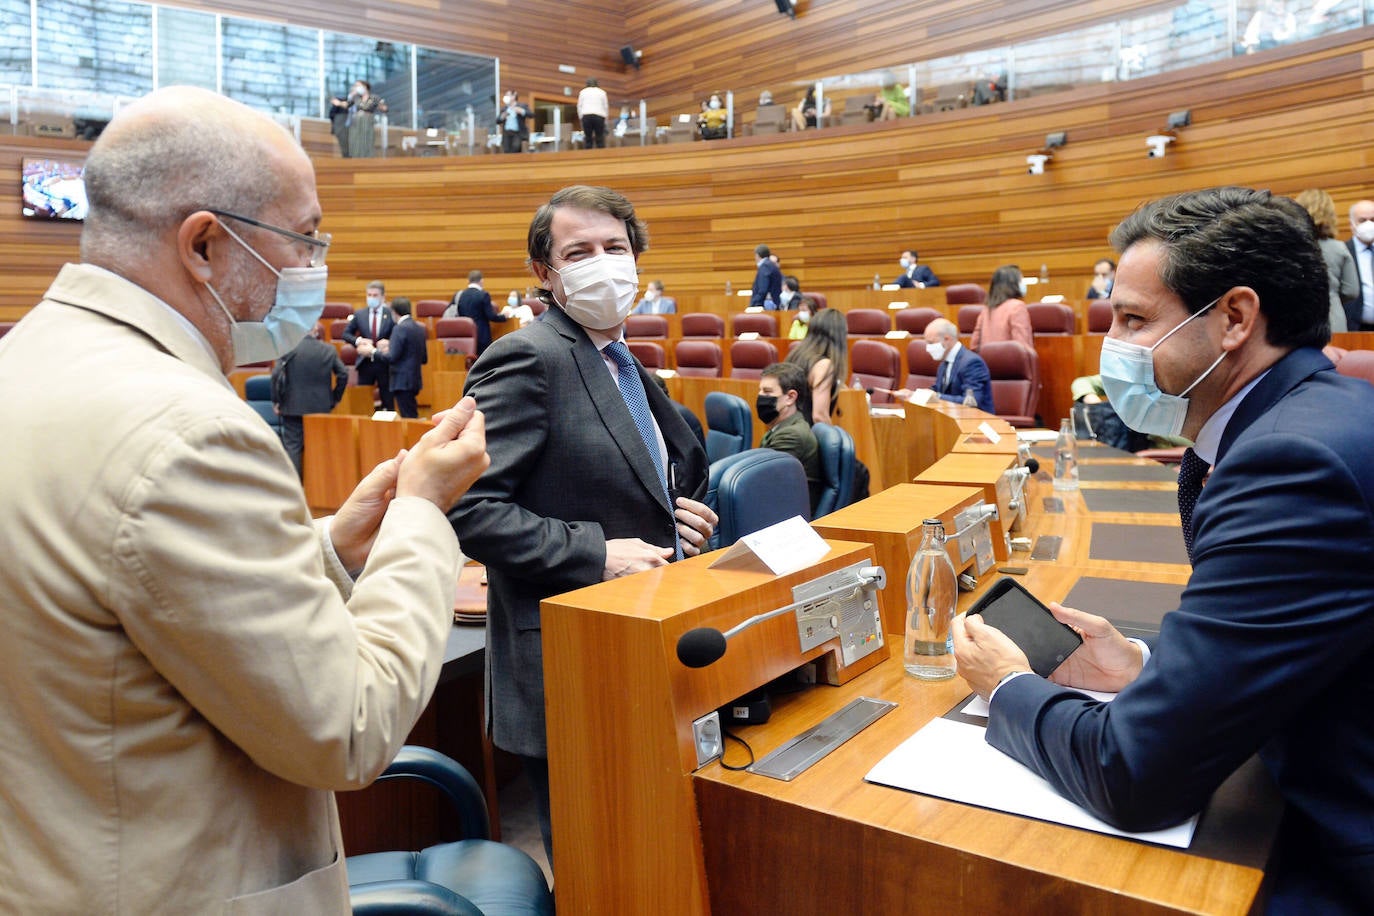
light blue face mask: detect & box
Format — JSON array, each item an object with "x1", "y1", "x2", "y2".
[
  {"x1": 206, "y1": 221, "x2": 329, "y2": 365},
  {"x1": 1099, "y1": 297, "x2": 1224, "y2": 439}
]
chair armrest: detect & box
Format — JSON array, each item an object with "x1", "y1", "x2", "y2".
[
  {"x1": 350, "y1": 878, "x2": 485, "y2": 916},
  {"x1": 377, "y1": 746, "x2": 491, "y2": 841}
]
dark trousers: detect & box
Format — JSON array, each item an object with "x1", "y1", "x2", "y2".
[
  {"x1": 502, "y1": 130, "x2": 524, "y2": 154},
  {"x1": 280, "y1": 415, "x2": 305, "y2": 478},
  {"x1": 581, "y1": 114, "x2": 606, "y2": 149},
  {"x1": 393, "y1": 388, "x2": 418, "y2": 418}
]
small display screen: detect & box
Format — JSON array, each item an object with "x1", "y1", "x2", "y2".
[{"x1": 22, "y1": 157, "x2": 87, "y2": 221}]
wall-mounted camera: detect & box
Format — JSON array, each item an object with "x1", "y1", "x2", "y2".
[
  {"x1": 1146, "y1": 134, "x2": 1174, "y2": 158},
  {"x1": 1026, "y1": 153, "x2": 1050, "y2": 175}
]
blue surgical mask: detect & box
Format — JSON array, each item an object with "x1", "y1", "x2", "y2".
[
  {"x1": 207, "y1": 222, "x2": 328, "y2": 365},
  {"x1": 899, "y1": 257, "x2": 912, "y2": 269},
  {"x1": 1099, "y1": 298, "x2": 1224, "y2": 439},
  {"x1": 366, "y1": 294, "x2": 382, "y2": 308}
]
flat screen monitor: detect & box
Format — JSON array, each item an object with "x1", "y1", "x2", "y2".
[{"x1": 22, "y1": 157, "x2": 88, "y2": 220}]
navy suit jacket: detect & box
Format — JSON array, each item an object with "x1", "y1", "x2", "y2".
[
  {"x1": 934, "y1": 346, "x2": 993, "y2": 413},
  {"x1": 448, "y1": 306, "x2": 708, "y2": 758},
  {"x1": 343, "y1": 306, "x2": 395, "y2": 386},
  {"x1": 453, "y1": 286, "x2": 508, "y2": 354},
  {"x1": 894, "y1": 264, "x2": 940, "y2": 288},
  {"x1": 1344, "y1": 238, "x2": 1372, "y2": 330},
  {"x1": 751, "y1": 259, "x2": 783, "y2": 308},
  {"x1": 988, "y1": 347, "x2": 1374, "y2": 912},
  {"x1": 379, "y1": 317, "x2": 427, "y2": 392}
]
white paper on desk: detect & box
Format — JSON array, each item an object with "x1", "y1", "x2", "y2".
[
  {"x1": 1017, "y1": 429, "x2": 1060, "y2": 443},
  {"x1": 908, "y1": 388, "x2": 935, "y2": 406},
  {"x1": 870, "y1": 406, "x2": 906, "y2": 417},
  {"x1": 962, "y1": 687, "x2": 1118, "y2": 720},
  {"x1": 866, "y1": 717, "x2": 1198, "y2": 848},
  {"x1": 977, "y1": 421, "x2": 1002, "y2": 443},
  {"x1": 707, "y1": 515, "x2": 828, "y2": 575},
  {"x1": 885, "y1": 330, "x2": 910, "y2": 340},
  {"x1": 738, "y1": 331, "x2": 760, "y2": 340}
]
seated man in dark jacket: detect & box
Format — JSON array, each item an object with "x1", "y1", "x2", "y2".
[{"x1": 757, "y1": 362, "x2": 821, "y2": 512}]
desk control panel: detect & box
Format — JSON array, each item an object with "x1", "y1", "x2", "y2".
[{"x1": 750, "y1": 696, "x2": 897, "y2": 781}]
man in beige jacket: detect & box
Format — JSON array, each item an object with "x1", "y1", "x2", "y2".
[{"x1": 0, "y1": 86, "x2": 489, "y2": 912}]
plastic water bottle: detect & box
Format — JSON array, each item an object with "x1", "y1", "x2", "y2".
[
  {"x1": 1053, "y1": 417, "x2": 1079, "y2": 490},
  {"x1": 962, "y1": 387, "x2": 978, "y2": 408},
  {"x1": 724, "y1": 280, "x2": 732, "y2": 296},
  {"x1": 1039, "y1": 263, "x2": 1050, "y2": 285},
  {"x1": 904, "y1": 519, "x2": 957, "y2": 680},
  {"x1": 873, "y1": 273, "x2": 882, "y2": 290}
]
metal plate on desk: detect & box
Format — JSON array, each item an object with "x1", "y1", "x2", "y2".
[{"x1": 749, "y1": 696, "x2": 896, "y2": 781}]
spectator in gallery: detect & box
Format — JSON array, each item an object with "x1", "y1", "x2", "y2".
[
  {"x1": 577, "y1": 77, "x2": 609, "y2": 149},
  {"x1": 1241, "y1": 0, "x2": 1297, "y2": 53},
  {"x1": 970, "y1": 264, "x2": 1034, "y2": 354},
  {"x1": 332, "y1": 80, "x2": 386, "y2": 159},
  {"x1": 327, "y1": 91, "x2": 350, "y2": 157},
  {"x1": 497, "y1": 90, "x2": 531, "y2": 154},
  {"x1": 1087, "y1": 258, "x2": 1116, "y2": 300},
  {"x1": 791, "y1": 83, "x2": 830, "y2": 131},
  {"x1": 699, "y1": 93, "x2": 729, "y2": 140}
]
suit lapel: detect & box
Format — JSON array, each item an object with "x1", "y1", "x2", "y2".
[{"x1": 1216, "y1": 347, "x2": 1332, "y2": 466}]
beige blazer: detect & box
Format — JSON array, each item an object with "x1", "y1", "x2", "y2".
[{"x1": 0, "y1": 264, "x2": 462, "y2": 913}]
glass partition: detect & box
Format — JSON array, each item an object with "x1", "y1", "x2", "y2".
[
  {"x1": 221, "y1": 16, "x2": 319, "y2": 115},
  {"x1": 156, "y1": 7, "x2": 216, "y2": 92},
  {"x1": 37, "y1": 0, "x2": 152, "y2": 96},
  {"x1": 0, "y1": 0, "x2": 31, "y2": 87}
]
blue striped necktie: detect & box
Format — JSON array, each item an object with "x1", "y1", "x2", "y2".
[{"x1": 604, "y1": 341, "x2": 681, "y2": 559}]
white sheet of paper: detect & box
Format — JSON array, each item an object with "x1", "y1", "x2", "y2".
[
  {"x1": 866, "y1": 717, "x2": 1197, "y2": 848},
  {"x1": 707, "y1": 515, "x2": 829, "y2": 575},
  {"x1": 977, "y1": 421, "x2": 1002, "y2": 443},
  {"x1": 738, "y1": 331, "x2": 760, "y2": 340},
  {"x1": 885, "y1": 330, "x2": 910, "y2": 339},
  {"x1": 1017, "y1": 430, "x2": 1060, "y2": 443},
  {"x1": 870, "y1": 407, "x2": 907, "y2": 417},
  {"x1": 962, "y1": 687, "x2": 1118, "y2": 720},
  {"x1": 887, "y1": 301, "x2": 910, "y2": 310},
  {"x1": 909, "y1": 389, "x2": 935, "y2": 406}
]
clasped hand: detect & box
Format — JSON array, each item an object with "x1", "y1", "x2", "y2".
[{"x1": 602, "y1": 496, "x2": 719, "y2": 580}]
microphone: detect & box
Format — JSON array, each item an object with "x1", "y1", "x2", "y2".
[
  {"x1": 1025, "y1": 456, "x2": 1041, "y2": 474},
  {"x1": 676, "y1": 566, "x2": 885, "y2": 668}
]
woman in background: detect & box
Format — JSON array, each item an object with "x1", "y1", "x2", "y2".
[
  {"x1": 786, "y1": 306, "x2": 847, "y2": 424},
  {"x1": 970, "y1": 264, "x2": 1033, "y2": 353},
  {"x1": 1295, "y1": 188, "x2": 1357, "y2": 333},
  {"x1": 787, "y1": 295, "x2": 816, "y2": 339},
  {"x1": 340, "y1": 80, "x2": 387, "y2": 159}
]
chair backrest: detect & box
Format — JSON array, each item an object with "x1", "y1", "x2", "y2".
[
  {"x1": 1087, "y1": 299, "x2": 1113, "y2": 334},
  {"x1": 242, "y1": 375, "x2": 280, "y2": 432},
  {"x1": 625, "y1": 314, "x2": 669, "y2": 338},
  {"x1": 893, "y1": 307, "x2": 942, "y2": 334},
  {"x1": 627, "y1": 340, "x2": 666, "y2": 371},
  {"x1": 904, "y1": 339, "x2": 939, "y2": 389},
  {"x1": 807, "y1": 292, "x2": 828, "y2": 311},
  {"x1": 811, "y1": 422, "x2": 856, "y2": 517},
  {"x1": 1335, "y1": 349, "x2": 1374, "y2": 385},
  {"x1": 732, "y1": 313, "x2": 777, "y2": 336},
  {"x1": 957, "y1": 304, "x2": 983, "y2": 334},
  {"x1": 320, "y1": 302, "x2": 352, "y2": 321},
  {"x1": 753, "y1": 105, "x2": 787, "y2": 134},
  {"x1": 329, "y1": 319, "x2": 350, "y2": 341},
  {"x1": 415, "y1": 299, "x2": 449, "y2": 320},
  {"x1": 1026, "y1": 302, "x2": 1075, "y2": 335},
  {"x1": 981, "y1": 340, "x2": 1040, "y2": 426},
  {"x1": 674, "y1": 340, "x2": 723, "y2": 377},
  {"x1": 435, "y1": 317, "x2": 478, "y2": 360},
  {"x1": 945, "y1": 283, "x2": 987, "y2": 305},
  {"x1": 339, "y1": 343, "x2": 358, "y2": 367},
  {"x1": 849, "y1": 339, "x2": 900, "y2": 402},
  {"x1": 705, "y1": 449, "x2": 812, "y2": 548},
  {"x1": 729, "y1": 339, "x2": 778, "y2": 380},
  {"x1": 681, "y1": 312, "x2": 726, "y2": 337},
  {"x1": 704, "y1": 391, "x2": 754, "y2": 463},
  {"x1": 845, "y1": 308, "x2": 891, "y2": 337}
]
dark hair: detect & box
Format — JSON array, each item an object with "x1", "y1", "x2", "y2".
[
  {"x1": 467, "y1": 269, "x2": 482, "y2": 283},
  {"x1": 1110, "y1": 187, "x2": 1328, "y2": 348},
  {"x1": 902, "y1": 249, "x2": 918, "y2": 260},
  {"x1": 786, "y1": 307, "x2": 847, "y2": 408},
  {"x1": 797, "y1": 295, "x2": 818, "y2": 311},
  {"x1": 366, "y1": 280, "x2": 385, "y2": 294},
  {"x1": 755, "y1": 244, "x2": 771, "y2": 259},
  {"x1": 586, "y1": 77, "x2": 598, "y2": 87},
  {"x1": 761, "y1": 362, "x2": 812, "y2": 421},
  {"x1": 783, "y1": 274, "x2": 801, "y2": 293},
  {"x1": 987, "y1": 264, "x2": 1023, "y2": 308},
  {"x1": 1094, "y1": 258, "x2": 1116, "y2": 272},
  {"x1": 526, "y1": 185, "x2": 649, "y2": 305},
  {"x1": 355, "y1": 80, "x2": 371, "y2": 92},
  {"x1": 391, "y1": 296, "x2": 411, "y2": 316}
]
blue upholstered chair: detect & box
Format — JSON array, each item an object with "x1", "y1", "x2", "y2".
[
  {"x1": 811, "y1": 423, "x2": 856, "y2": 517},
  {"x1": 243, "y1": 374, "x2": 281, "y2": 437},
  {"x1": 704, "y1": 391, "x2": 753, "y2": 463},
  {"x1": 346, "y1": 746, "x2": 554, "y2": 916},
  {"x1": 704, "y1": 449, "x2": 812, "y2": 549}
]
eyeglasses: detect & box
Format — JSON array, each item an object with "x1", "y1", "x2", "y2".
[{"x1": 207, "y1": 209, "x2": 331, "y2": 267}]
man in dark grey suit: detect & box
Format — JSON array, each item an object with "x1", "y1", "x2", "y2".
[
  {"x1": 448, "y1": 185, "x2": 716, "y2": 863},
  {"x1": 270, "y1": 325, "x2": 347, "y2": 477},
  {"x1": 1345, "y1": 199, "x2": 1374, "y2": 330}
]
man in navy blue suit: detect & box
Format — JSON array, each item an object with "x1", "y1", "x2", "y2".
[
  {"x1": 908, "y1": 317, "x2": 992, "y2": 412},
  {"x1": 954, "y1": 187, "x2": 1374, "y2": 913},
  {"x1": 751, "y1": 244, "x2": 783, "y2": 309},
  {"x1": 363, "y1": 297, "x2": 427, "y2": 418},
  {"x1": 892, "y1": 248, "x2": 940, "y2": 288}
]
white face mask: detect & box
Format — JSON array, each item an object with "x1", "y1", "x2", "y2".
[
  {"x1": 797, "y1": 310, "x2": 810, "y2": 324},
  {"x1": 1099, "y1": 298, "x2": 1224, "y2": 439},
  {"x1": 899, "y1": 257, "x2": 912, "y2": 269},
  {"x1": 549, "y1": 253, "x2": 639, "y2": 330},
  {"x1": 1356, "y1": 220, "x2": 1374, "y2": 245},
  {"x1": 207, "y1": 221, "x2": 328, "y2": 365},
  {"x1": 926, "y1": 341, "x2": 947, "y2": 362},
  {"x1": 507, "y1": 291, "x2": 520, "y2": 308},
  {"x1": 1017, "y1": 278, "x2": 1028, "y2": 296},
  {"x1": 708, "y1": 98, "x2": 722, "y2": 110}
]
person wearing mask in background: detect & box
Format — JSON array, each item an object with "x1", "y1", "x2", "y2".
[
  {"x1": 342, "y1": 80, "x2": 386, "y2": 159},
  {"x1": 360, "y1": 296, "x2": 426, "y2": 418},
  {"x1": 613, "y1": 106, "x2": 631, "y2": 140},
  {"x1": 699, "y1": 92, "x2": 729, "y2": 140},
  {"x1": 757, "y1": 362, "x2": 822, "y2": 512},
  {"x1": 1345, "y1": 199, "x2": 1374, "y2": 330},
  {"x1": 778, "y1": 274, "x2": 802, "y2": 309},
  {"x1": 633, "y1": 279, "x2": 676, "y2": 314},
  {"x1": 447, "y1": 269, "x2": 512, "y2": 355},
  {"x1": 497, "y1": 90, "x2": 531, "y2": 154},
  {"x1": 751, "y1": 243, "x2": 783, "y2": 310},
  {"x1": 1087, "y1": 258, "x2": 1116, "y2": 300},
  {"x1": 577, "y1": 77, "x2": 609, "y2": 150},
  {"x1": 327, "y1": 90, "x2": 351, "y2": 157},
  {"x1": 448, "y1": 185, "x2": 716, "y2": 864},
  {"x1": 788, "y1": 295, "x2": 816, "y2": 339},
  {"x1": 791, "y1": 83, "x2": 830, "y2": 131},
  {"x1": 1295, "y1": 189, "x2": 1357, "y2": 333},
  {"x1": 894, "y1": 249, "x2": 940, "y2": 288},
  {"x1": 896, "y1": 317, "x2": 993, "y2": 411},
  {"x1": 0, "y1": 85, "x2": 491, "y2": 913},
  {"x1": 970, "y1": 264, "x2": 1034, "y2": 353},
  {"x1": 343, "y1": 280, "x2": 395, "y2": 411},
  {"x1": 271, "y1": 324, "x2": 348, "y2": 477}
]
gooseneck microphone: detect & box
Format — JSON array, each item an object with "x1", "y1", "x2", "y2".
[{"x1": 676, "y1": 566, "x2": 885, "y2": 668}]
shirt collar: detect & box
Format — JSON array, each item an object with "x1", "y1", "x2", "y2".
[
  {"x1": 944, "y1": 341, "x2": 962, "y2": 363},
  {"x1": 1190, "y1": 369, "x2": 1269, "y2": 465}
]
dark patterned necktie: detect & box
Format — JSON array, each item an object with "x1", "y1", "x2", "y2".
[
  {"x1": 1177, "y1": 447, "x2": 1210, "y2": 564},
  {"x1": 604, "y1": 341, "x2": 681, "y2": 559}
]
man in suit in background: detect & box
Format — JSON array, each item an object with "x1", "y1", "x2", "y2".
[
  {"x1": 343, "y1": 280, "x2": 394, "y2": 410},
  {"x1": 632, "y1": 279, "x2": 676, "y2": 314},
  {"x1": 906, "y1": 317, "x2": 992, "y2": 411},
  {"x1": 362, "y1": 296, "x2": 427, "y2": 418},
  {"x1": 449, "y1": 185, "x2": 716, "y2": 863},
  {"x1": 450, "y1": 270, "x2": 511, "y2": 354},
  {"x1": 894, "y1": 248, "x2": 940, "y2": 288},
  {"x1": 955, "y1": 187, "x2": 1374, "y2": 913},
  {"x1": 751, "y1": 243, "x2": 783, "y2": 309},
  {"x1": 1345, "y1": 199, "x2": 1374, "y2": 330},
  {"x1": 271, "y1": 324, "x2": 348, "y2": 476},
  {"x1": 497, "y1": 90, "x2": 531, "y2": 154}
]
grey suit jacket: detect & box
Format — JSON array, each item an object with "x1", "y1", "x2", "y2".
[{"x1": 449, "y1": 306, "x2": 708, "y2": 758}]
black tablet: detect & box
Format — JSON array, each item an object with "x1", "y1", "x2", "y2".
[{"x1": 966, "y1": 578, "x2": 1082, "y2": 678}]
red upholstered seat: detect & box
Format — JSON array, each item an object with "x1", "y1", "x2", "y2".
[
  {"x1": 849, "y1": 339, "x2": 900, "y2": 403},
  {"x1": 674, "y1": 339, "x2": 723, "y2": 377},
  {"x1": 944, "y1": 283, "x2": 987, "y2": 305},
  {"x1": 729, "y1": 339, "x2": 778, "y2": 379},
  {"x1": 625, "y1": 314, "x2": 669, "y2": 338},
  {"x1": 681, "y1": 313, "x2": 725, "y2": 337},
  {"x1": 415, "y1": 299, "x2": 449, "y2": 320},
  {"x1": 731, "y1": 313, "x2": 778, "y2": 336},
  {"x1": 845, "y1": 308, "x2": 891, "y2": 337},
  {"x1": 956, "y1": 305, "x2": 983, "y2": 335},
  {"x1": 980, "y1": 340, "x2": 1040, "y2": 427},
  {"x1": 904, "y1": 339, "x2": 939, "y2": 390},
  {"x1": 628, "y1": 340, "x2": 666, "y2": 371},
  {"x1": 1026, "y1": 302, "x2": 1075, "y2": 335},
  {"x1": 893, "y1": 307, "x2": 942, "y2": 335},
  {"x1": 320, "y1": 302, "x2": 353, "y2": 321},
  {"x1": 1087, "y1": 299, "x2": 1114, "y2": 334}
]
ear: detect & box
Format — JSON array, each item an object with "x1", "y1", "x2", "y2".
[
  {"x1": 782, "y1": 387, "x2": 799, "y2": 408},
  {"x1": 530, "y1": 259, "x2": 551, "y2": 287},
  {"x1": 177, "y1": 211, "x2": 221, "y2": 285},
  {"x1": 1218, "y1": 287, "x2": 1261, "y2": 352}
]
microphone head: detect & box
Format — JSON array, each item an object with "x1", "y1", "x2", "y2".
[
  {"x1": 677, "y1": 627, "x2": 728, "y2": 668},
  {"x1": 1025, "y1": 457, "x2": 1040, "y2": 474}
]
